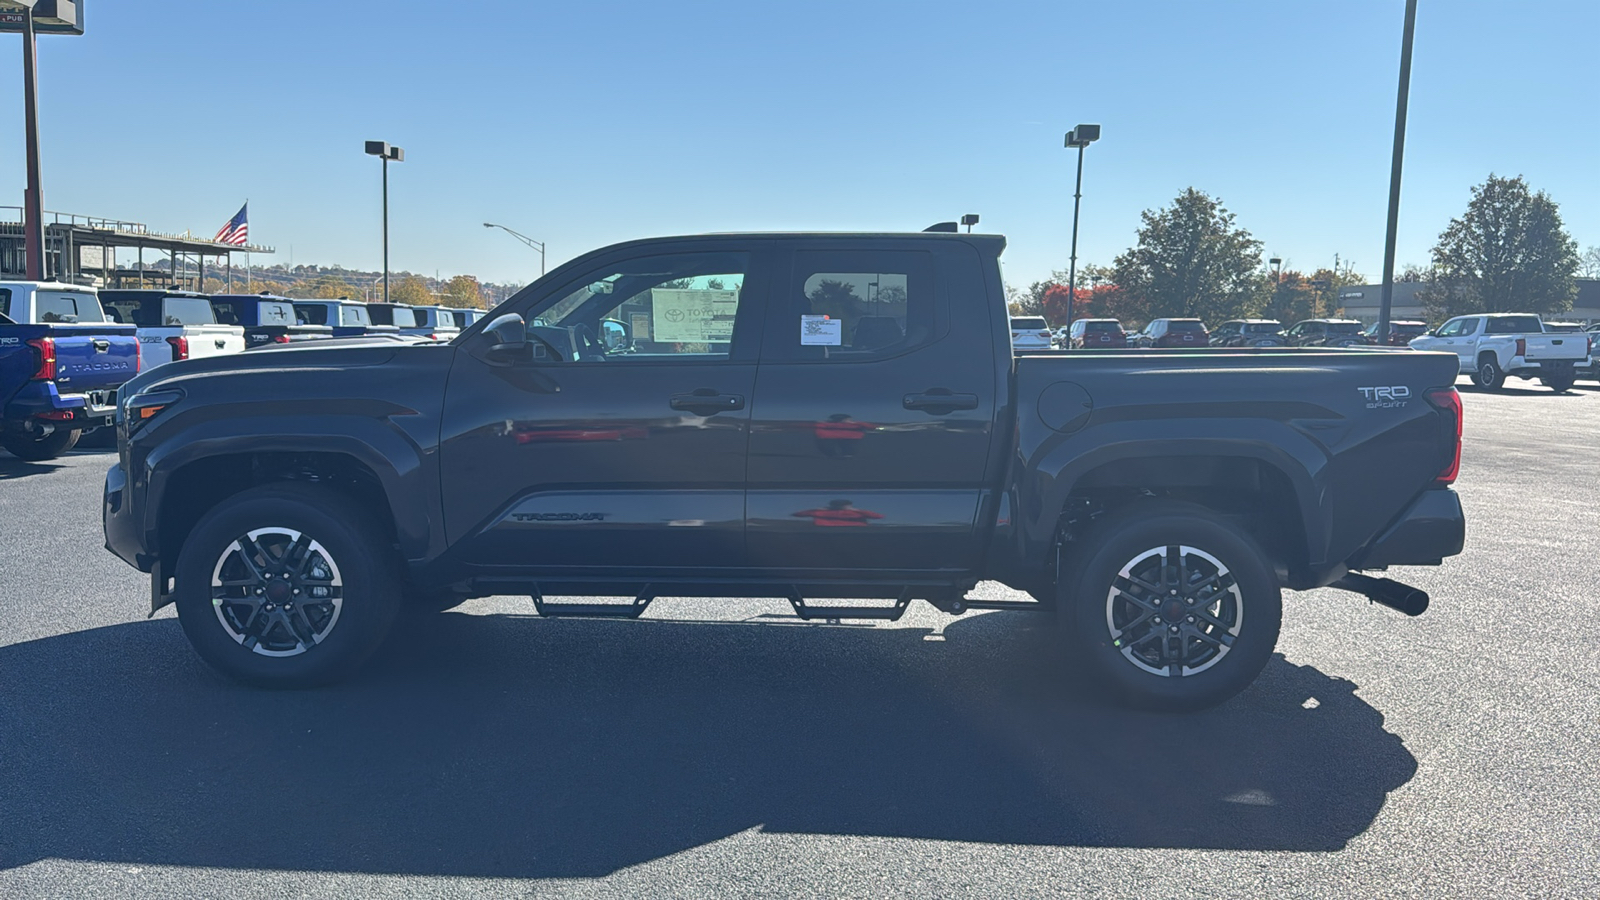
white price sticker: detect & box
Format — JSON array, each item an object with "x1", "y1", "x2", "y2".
[{"x1": 800, "y1": 315, "x2": 842, "y2": 346}]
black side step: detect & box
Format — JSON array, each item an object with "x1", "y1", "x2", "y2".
[
  {"x1": 531, "y1": 584, "x2": 655, "y2": 619},
  {"x1": 787, "y1": 587, "x2": 913, "y2": 622}
]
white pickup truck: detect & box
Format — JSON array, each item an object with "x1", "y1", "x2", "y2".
[
  {"x1": 99, "y1": 290, "x2": 245, "y2": 369},
  {"x1": 1409, "y1": 313, "x2": 1587, "y2": 392}
]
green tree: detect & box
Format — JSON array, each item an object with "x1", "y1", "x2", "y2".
[
  {"x1": 1261, "y1": 271, "x2": 1323, "y2": 324},
  {"x1": 390, "y1": 276, "x2": 433, "y2": 306},
  {"x1": 1112, "y1": 188, "x2": 1266, "y2": 323},
  {"x1": 1577, "y1": 245, "x2": 1600, "y2": 280},
  {"x1": 440, "y1": 274, "x2": 487, "y2": 309},
  {"x1": 1422, "y1": 174, "x2": 1579, "y2": 319}
]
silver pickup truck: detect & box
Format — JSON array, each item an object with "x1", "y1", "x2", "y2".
[{"x1": 1409, "y1": 313, "x2": 1587, "y2": 392}]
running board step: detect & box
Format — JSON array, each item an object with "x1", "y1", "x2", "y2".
[
  {"x1": 788, "y1": 588, "x2": 912, "y2": 622},
  {"x1": 531, "y1": 585, "x2": 654, "y2": 619}
]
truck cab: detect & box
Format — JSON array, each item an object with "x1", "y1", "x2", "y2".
[
  {"x1": 292, "y1": 299, "x2": 394, "y2": 338},
  {"x1": 99, "y1": 290, "x2": 246, "y2": 369}
]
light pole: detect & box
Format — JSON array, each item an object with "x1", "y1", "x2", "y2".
[
  {"x1": 1378, "y1": 0, "x2": 1419, "y2": 343},
  {"x1": 365, "y1": 140, "x2": 404, "y2": 303},
  {"x1": 483, "y1": 222, "x2": 546, "y2": 276},
  {"x1": 1063, "y1": 124, "x2": 1101, "y2": 341},
  {"x1": 1270, "y1": 257, "x2": 1283, "y2": 285}
]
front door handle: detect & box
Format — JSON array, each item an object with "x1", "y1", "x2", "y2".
[
  {"x1": 903, "y1": 388, "x2": 979, "y2": 414},
  {"x1": 670, "y1": 388, "x2": 745, "y2": 416}
]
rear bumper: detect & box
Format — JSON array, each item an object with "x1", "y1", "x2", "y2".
[
  {"x1": 3, "y1": 384, "x2": 116, "y2": 430},
  {"x1": 1351, "y1": 488, "x2": 1465, "y2": 569}
]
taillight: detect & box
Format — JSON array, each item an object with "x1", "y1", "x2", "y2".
[
  {"x1": 167, "y1": 336, "x2": 189, "y2": 360},
  {"x1": 1515, "y1": 338, "x2": 1526, "y2": 358},
  {"x1": 135, "y1": 339, "x2": 143, "y2": 372},
  {"x1": 1037, "y1": 331, "x2": 1051, "y2": 339},
  {"x1": 1424, "y1": 387, "x2": 1462, "y2": 485},
  {"x1": 273, "y1": 335, "x2": 291, "y2": 344},
  {"x1": 26, "y1": 337, "x2": 56, "y2": 380}
]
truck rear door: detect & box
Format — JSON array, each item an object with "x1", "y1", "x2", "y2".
[
  {"x1": 744, "y1": 240, "x2": 1000, "y2": 575},
  {"x1": 43, "y1": 324, "x2": 139, "y2": 396}
]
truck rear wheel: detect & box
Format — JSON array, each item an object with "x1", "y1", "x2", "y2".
[
  {"x1": 2, "y1": 427, "x2": 79, "y2": 461},
  {"x1": 1474, "y1": 356, "x2": 1506, "y2": 390},
  {"x1": 1057, "y1": 501, "x2": 1282, "y2": 711},
  {"x1": 173, "y1": 482, "x2": 401, "y2": 688}
]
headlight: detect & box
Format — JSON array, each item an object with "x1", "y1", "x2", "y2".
[{"x1": 124, "y1": 389, "x2": 184, "y2": 432}]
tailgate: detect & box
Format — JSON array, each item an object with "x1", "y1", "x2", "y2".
[
  {"x1": 1524, "y1": 334, "x2": 1587, "y2": 361},
  {"x1": 189, "y1": 325, "x2": 247, "y2": 356},
  {"x1": 48, "y1": 328, "x2": 140, "y2": 393}
]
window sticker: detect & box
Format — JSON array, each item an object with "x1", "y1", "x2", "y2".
[
  {"x1": 801, "y1": 314, "x2": 842, "y2": 346},
  {"x1": 651, "y1": 288, "x2": 737, "y2": 342}
]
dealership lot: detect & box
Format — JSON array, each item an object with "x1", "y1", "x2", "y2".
[{"x1": 1, "y1": 380, "x2": 1597, "y2": 899}]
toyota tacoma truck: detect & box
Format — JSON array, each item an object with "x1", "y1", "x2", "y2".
[
  {"x1": 103, "y1": 231, "x2": 1466, "y2": 710},
  {"x1": 1409, "y1": 313, "x2": 1587, "y2": 391},
  {"x1": 1, "y1": 282, "x2": 141, "y2": 460},
  {"x1": 99, "y1": 289, "x2": 246, "y2": 370}
]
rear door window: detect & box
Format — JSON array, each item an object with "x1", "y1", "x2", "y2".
[
  {"x1": 295, "y1": 304, "x2": 328, "y2": 325},
  {"x1": 340, "y1": 305, "x2": 371, "y2": 327},
  {"x1": 776, "y1": 249, "x2": 936, "y2": 360},
  {"x1": 259, "y1": 301, "x2": 294, "y2": 325}
]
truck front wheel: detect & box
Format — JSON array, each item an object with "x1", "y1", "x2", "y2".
[
  {"x1": 1, "y1": 426, "x2": 79, "y2": 461},
  {"x1": 1057, "y1": 501, "x2": 1282, "y2": 711},
  {"x1": 173, "y1": 482, "x2": 401, "y2": 688}
]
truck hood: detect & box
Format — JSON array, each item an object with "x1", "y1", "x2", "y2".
[{"x1": 118, "y1": 338, "x2": 442, "y2": 400}]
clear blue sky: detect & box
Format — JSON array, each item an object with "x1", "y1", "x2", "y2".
[{"x1": 3, "y1": 0, "x2": 1595, "y2": 287}]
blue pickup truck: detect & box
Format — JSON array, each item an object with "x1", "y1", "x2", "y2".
[
  {"x1": 1, "y1": 281, "x2": 140, "y2": 460},
  {"x1": 210, "y1": 294, "x2": 333, "y2": 347}
]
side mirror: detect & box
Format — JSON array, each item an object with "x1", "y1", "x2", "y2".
[
  {"x1": 599, "y1": 318, "x2": 631, "y2": 352},
  {"x1": 480, "y1": 312, "x2": 531, "y2": 365}
]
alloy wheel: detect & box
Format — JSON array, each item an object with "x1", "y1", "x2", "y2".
[
  {"x1": 1104, "y1": 544, "x2": 1243, "y2": 677},
  {"x1": 211, "y1": 527, "x2": 344, "y2": 657}
]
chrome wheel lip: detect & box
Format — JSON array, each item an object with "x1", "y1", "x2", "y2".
[
  {"x1": 211, "y1": 526, "x2": 344, "y2": 658},
  {"x1": 1105, "y1": 544, "x2": 1244, "y2": 677}
]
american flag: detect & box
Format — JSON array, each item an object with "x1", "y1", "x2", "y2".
[{"x1": 213, "y1": 202, "x2": 249, "y2": 245}]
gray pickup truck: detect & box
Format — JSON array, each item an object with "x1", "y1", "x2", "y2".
[{"x1": 104, "y1": 230, "x2": 1466, "y2": 709}]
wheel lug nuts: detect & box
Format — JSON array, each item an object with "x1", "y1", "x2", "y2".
[
  {"x1": 1169, "y1": 625, "x2": 1179, "y2": 633},
  {"x1": 1186, "y1": 616, "x2": 1195, "y2": 623},
  {"x1": 1170, "y1": 590, "x2": 1178, "y2": 595}
]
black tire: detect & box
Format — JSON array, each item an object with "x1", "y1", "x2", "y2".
[
  {"x1": 1540, "y1": 367, "x2": 1577, "y2": 393},
  {"x1": 1474, "y1": 356, "x2": 1506, "y2": 391},
  {"x1": 1057, "y1": 501, "x2": 1282, "y2": 711},
  {"x1": 173, "y1": 482, "x2": 402, "y2": 688},
  {"x1": 1, "y1": 427, "x2": 79, "y2": 461}
]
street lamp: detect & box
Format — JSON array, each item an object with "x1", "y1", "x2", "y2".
[
  {"x1": 1269, "y1": 257, "x2": 1283, "y2": 284},
  {"x1": 483, "y1": 222, "x2": 547, "y2": 276},
  {"x1": 364, "y1": 140, "x2": 404, "y2": 303},
  {"x1": 1063, "y1": 124, "x2": 1101, "y2": 341}
]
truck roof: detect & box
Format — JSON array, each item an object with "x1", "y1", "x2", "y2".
[{"x1": 595, "y1": 231, "x2": 1007, "y2": 255}]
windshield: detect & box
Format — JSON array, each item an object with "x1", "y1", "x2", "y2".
[{"x1": 1485, "y1": 315, "x2": 1542, "y2": 334}]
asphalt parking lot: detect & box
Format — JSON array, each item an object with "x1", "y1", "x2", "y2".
[{"x1": 2, "y1": 378, "x2": 1598, "y2": 899}]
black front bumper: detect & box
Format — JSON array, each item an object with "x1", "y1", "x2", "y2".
[
  {"x1": 103, "y1": 462, "x2": 153, "y2": 572},
  {"x1": 1351, "y1": 488, "x2": 1465, "y2": 569}
]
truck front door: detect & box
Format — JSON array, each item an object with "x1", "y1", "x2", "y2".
[
  {"x1": 744, "y1": 241, "x2": 999, "y2": 577},
  {"x1": 439, "y1": 244, "x2": 770, "y2": 574}
]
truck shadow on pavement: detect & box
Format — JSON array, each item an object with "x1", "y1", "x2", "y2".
[
  {"x1": 0, "y1": 457, "x2": 64, "y2": 480},
  {"x1": 0, "y1": 609, "x2": 1416, "y2": 878}
]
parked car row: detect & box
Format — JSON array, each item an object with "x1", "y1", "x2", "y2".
[{"x1": 0, "y1": 279, "x2": 490, "y2": 459}]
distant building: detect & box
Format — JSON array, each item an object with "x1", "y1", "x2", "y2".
[{"x1": 1338, "y1": 279, "x2": 1600, "y2": 325}]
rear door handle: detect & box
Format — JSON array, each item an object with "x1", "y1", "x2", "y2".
[
  {"x1": 670, "y1": 388, "x2": 745, "y2": 416},
  {"x1": 903, "y1": 388, "x2": 979, "y2": 414}
]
